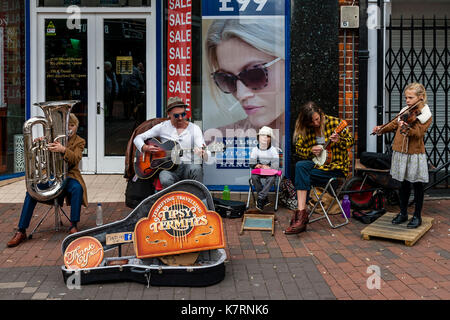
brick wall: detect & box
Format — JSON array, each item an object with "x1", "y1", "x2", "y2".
[{"x1": 338, "y1": 0, "x2": 359, "y2": 172}]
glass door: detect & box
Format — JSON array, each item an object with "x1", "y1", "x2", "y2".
[
  {"x1": 40, "y1": 14, "x2": 151, "y2": 173},
  {"x1": 41, "y1": 16, "x2": 96, "y2": 172},
  {"x1": 95, "y1": 15, "x2": 148, "y2": 173}
]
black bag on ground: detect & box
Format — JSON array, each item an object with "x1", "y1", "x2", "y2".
[
  {"x1": 352, "y1": 208, "x2": 386, "y2": 224},
  {"x1": 351, "y1": 189, "x2": 387, "y2": 224},
  {"x1": 213, "y1": 198, "x2": 246, "y2": 218},
  {"x1": 125, "y1": 177, "x2": 156, "y2": 209},
  {"x1": 279, "y1": 177, "x2": 298, "y2": 210},
  {"x1": 360, "y1": 152, "x2": 392, "y2": 170}
]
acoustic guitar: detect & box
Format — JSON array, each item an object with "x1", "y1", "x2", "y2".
[
  {"x1": 312, "y1": 120, "x2": 348, "y2": 167},
  {"x1": 134, "y1": 138, "x2": 225, "y2": 179}
]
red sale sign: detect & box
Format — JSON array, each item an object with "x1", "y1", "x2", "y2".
[{"x1": 167, "y1": 0, "x2": 192, "y2": 118}]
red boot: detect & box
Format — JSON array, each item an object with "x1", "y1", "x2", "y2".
[
  {"x1": 284, "y1": 209, "x2": 309, "y2": 234},
  {"x1": 289, "y1": 209, "x2": 301, "y2": 226}
]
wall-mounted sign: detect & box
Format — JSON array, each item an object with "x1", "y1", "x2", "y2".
[
  {"x1": 202, "y1": 0, "x2": 285, "y2": 16},
  {"x1": 167, "y1": 0, "x2": 192, "y2": 118},
  {"x1": 134, "y1": 191, "x2": 225, "y2": 259},
  {"x1": 63, "y1": 236, "x2": 104, "y2": 270},
  {"x1": 46, "y1": 21, "x2": 56, "y2": 36},
  {"x1": 116, "y1": 56, "x2": 133, "y2": 75}
]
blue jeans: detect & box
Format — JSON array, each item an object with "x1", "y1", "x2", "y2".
[
  {"x1": 158, "y1": 164, "x2": 203, "y2": 189},
  {"x1": 294, "y1": 160, "x2": 344, "y2": 191},
  {"x1": 18, "y1": 178, "x2": 83, "y2": 230}
]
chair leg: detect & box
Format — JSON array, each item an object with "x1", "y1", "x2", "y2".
[
  {"x1": 274, "y1": 176, "x2": 281, "y2": 211},
  {"x1": 247, "y1": 178, "x2": 257, "y2": 210},
  {"x1": 246, "y1": 186, "x2": 252, "y2": 210},
  {"x1": 28, "y1": 205, "x2": 54, "y2": 239},
  {"x1": 326, "y1": 182, "x2": 349, "y2": 228},
  {"x1": 308, "y1": 178, "x2": 349, "y2": 229},
  {"x1": 28, "y1": 200, "x2": 71, "y2": 238},
  {"x1": 54, "y1": 202, "x2": 61, "y2": 232}
]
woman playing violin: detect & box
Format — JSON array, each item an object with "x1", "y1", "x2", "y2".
[{"x1": 372, "y1": 83, "x2": 432, "y2": 228}]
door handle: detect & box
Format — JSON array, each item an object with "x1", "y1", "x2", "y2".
[{"x1": 97, "y1": 102, "x2": 102, "y2": 115}]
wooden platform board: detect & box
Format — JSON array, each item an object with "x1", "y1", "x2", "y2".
[
  {"x1": 240, "y1": 214, "x2": 275, "y2": 236},
  {"x1": 361, "y1": 212, "x2": 434, "y2": 246}
]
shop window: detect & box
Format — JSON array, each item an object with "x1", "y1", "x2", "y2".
[
  {"x1": 45, "y1": 19, "x2": 89, "y2": 153},
  {"x1": 0, "y1": 1, "x2": 26, "y2": 177}
]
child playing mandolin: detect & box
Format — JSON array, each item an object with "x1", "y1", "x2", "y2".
[
  {"x1": 249, "y1": 126, "x2": 280, "y2": 211},
  {"x1": 372, "y1": 83, "x2": 432, "y2": 228}
]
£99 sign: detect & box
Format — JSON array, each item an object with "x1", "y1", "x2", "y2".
[{"x1": 202, "y1": 0, "x2": 285, "y2": 16}]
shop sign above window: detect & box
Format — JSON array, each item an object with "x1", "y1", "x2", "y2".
[{"x1": 203, "y1": 0, "x2": 284, "y2": 16}]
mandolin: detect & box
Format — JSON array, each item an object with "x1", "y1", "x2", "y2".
[
  {"x1": 312, "y1": 120, "x2": 348, "y2": 167},
  {"x1": 134, "y1": 138, "x2": 225, "y2": 179}
]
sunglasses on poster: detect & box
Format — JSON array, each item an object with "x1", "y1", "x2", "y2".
[
  {"x1": 211, "y1": 57, "x2": 281, "y2": 94},
  {"x1": 173, "y1": 112, "x2": 186, "y2": 119}
]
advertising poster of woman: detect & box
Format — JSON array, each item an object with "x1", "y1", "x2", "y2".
[{"x1": 202, "y1": 0, "x2": 286, "y2": 187}]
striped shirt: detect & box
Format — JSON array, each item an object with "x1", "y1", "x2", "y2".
[{"x1": 294, "y1": 115, "x2": 354, "y2": 176}]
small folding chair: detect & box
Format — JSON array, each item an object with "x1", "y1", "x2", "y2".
[
  {"x1": 246, "y1": 168, "x2": 283, "y2": 211},
  {"x1": 246, "y1": 148, "x2": 284, "y2": 211},
  {"x1": 308, "y1": 176, "x2": 349, "y2": 229},
  {"x1": 28, "y1": 198, "x2": 70, "y2": 239}
]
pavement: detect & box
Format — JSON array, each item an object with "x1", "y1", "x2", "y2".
[{"x1": 0, "y1": 175, "x2": 449, "y2": 302}]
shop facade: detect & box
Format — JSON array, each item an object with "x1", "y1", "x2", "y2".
[
  {"x1": 0, "y1": 0, "x2": 361, "y2": 190},
  {"x1": 2, "y1": 0, "x2": 302, "y2": 191},
  {"x1": 14, "y1": 1, "x2": 441, "y2": 190}
]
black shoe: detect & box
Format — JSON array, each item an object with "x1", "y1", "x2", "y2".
[
  {"x1": 256, "y1": 199, "x2": 264, "y2": 211},
  {"x1": 407, "y1": 216, "x2": 422, "y2": 229},
  {"x1": 392, "y1": 212, "x2": 408, "y2": 224}
]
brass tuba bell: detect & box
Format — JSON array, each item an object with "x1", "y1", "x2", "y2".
[{"x1": 23, "y1": 100, "x2": 80, "y2": 202}]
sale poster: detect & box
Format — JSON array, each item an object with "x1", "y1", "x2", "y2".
[{"x1": 167, "y1": 0, "x2": 192, "y2": 118}]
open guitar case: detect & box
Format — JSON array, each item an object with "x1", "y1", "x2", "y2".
[{"x1": 60, "y1": 180, "x2": 227, "y2": 287}]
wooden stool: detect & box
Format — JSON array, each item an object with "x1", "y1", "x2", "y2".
[{"x1": 361, "y1": 212, "x2": 434, "y2": 246}]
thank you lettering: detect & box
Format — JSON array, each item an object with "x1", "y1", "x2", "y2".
[{"x1": 64, "y1": 236, "x2": 104, "y2": 270}]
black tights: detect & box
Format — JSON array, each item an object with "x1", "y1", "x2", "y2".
[{"x1": 399, "y1": 180, "x2": 424, "y2": 217}]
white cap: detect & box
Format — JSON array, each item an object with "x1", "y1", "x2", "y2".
[{"x1": 258, "y1": 126, "x2": 274, "y2": 139}]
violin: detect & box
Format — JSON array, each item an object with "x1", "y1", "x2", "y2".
[
  {"x1": 399, "y1": 104, "x2": 422, "y2": 135},
  {"x1": 371, "y1": 100, "x2": 422, "y2": 136}
]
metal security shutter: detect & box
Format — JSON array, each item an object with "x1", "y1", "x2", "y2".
[{"x1": 385, "y1": 16, "x2": 449, "y2": 171}]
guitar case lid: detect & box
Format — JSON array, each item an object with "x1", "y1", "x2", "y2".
[{"x1": 61, "y1": 180, "x2": 226, "y2": 287}]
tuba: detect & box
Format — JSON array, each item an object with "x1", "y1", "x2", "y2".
[{"x1": 23, "y1": 100, "x2": 79, "y2": 202}]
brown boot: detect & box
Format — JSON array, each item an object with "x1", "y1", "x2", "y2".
[
  {"x1": 289, "y1": 210, "x2": 299, "y2": 226},
  {"x1": 284, "y1": 209, "x2": 309, "y2": 234},
  {"x1": 7, "y1": 231, "x2": 27, "y2": 247}
]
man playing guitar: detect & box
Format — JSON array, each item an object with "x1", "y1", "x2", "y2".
[{"x1": 133, "y1": 96, "x2": 210, "y2": 188}]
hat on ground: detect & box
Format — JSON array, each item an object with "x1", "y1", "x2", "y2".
[
  {"x1": 167, "y1": 96, "x2": 188, "y2": 113},
  {"x1": 258, "y1": 126, "x2": 274, "y2": 139}
]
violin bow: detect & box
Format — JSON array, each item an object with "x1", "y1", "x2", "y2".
[{"x1": 370, "y1": 100, "x2": 422, "y2": 135}]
